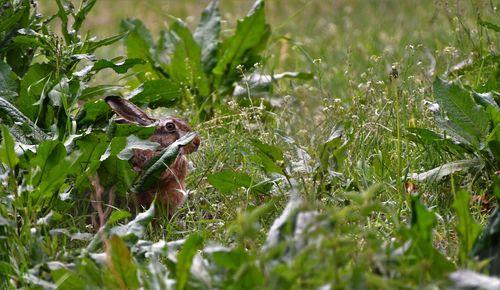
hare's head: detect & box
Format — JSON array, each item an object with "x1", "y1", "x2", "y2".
[{"x1": 105, "y1": 96, "x2": 200, "y2": 154}]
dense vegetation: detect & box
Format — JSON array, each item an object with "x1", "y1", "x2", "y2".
[{"x1": 0, "y1": 0, "x2": 499, "y2": 288}]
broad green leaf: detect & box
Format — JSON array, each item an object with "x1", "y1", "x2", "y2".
[
  {"x1": 176, "y1": 233, "x2": 204, "y2": 290},
  {"x1": 433, "y1": 78, "x2": 489, "y2": 149},
  {"x1": 249, "y1": 153, "x2": 283, "y2": 175},
  {"x1": 450, "y1": 270, "x2": 500, "y2": 289},
  {"x1": 251, "y1": 139, "x2": 283, "y2": 161},
  {"x1": 110, "y1": 123, "x2": 155, "y2": 139},
  {"x1": 80, "y1": 85, "x2": 123, "y2": 101},
  {"x1": 207, "y1": 169, "x2": 253, "y2": 194},
  {"x1": 250, "y1": 139, "x2": 284, "y2": 175},
  {"x1": 91, "y1": 58, "x2": 145, "y2": 74},
  {"x1": 98, "y1": 156, "x2": 136, "y2": 197},
  {"x1": 30, "y1": 141, "x2": 80, "y2": 196},
  {"x1": 73, "y1": 132, "x2": 110, "y2": 189},
  {"x1": 0, "y1": 96, "x2": 48, "y2": 143},
  {"x1": 51, "y1": 267, "x2": 84, "y2": 290},
  {"x1": 117, "y1": 135, "x2": 159, "y2": 160},
  {"x1": 72, "y1": 0, "x2": 97, "y2": 33},
  {"x1": 0, "y1": 126, "x2": 19, "y2": 168},
  {"x1": 88, "y1": 32, "x2": 128, "y2": 52},
  {"x1": 407, "y1": 127, "x2": 470, "y2": 155},
  {"x1": 194, "y1": 0, "x2": 221, "y2": 73},
  {"x1": 128, "y1": 79, "x2": 181, "y2": 107},
  {"x1": 410, "y1": 158, "x2": 482, "y2": 182},
  {"x1": 18, "y1": 63, "x2": 53, "y2": 120},
  {"x1": 107, "y1": 210, "x2": 132, "y2": 225},
  {"x1": 471, "y1": 208, "x2": 500, "y2": 275},
  {"x1": 121, "y1": 18, "x2": 155, "y2": 60},
  {"x1": 410, "y1": 196, "x2": 436, "y2": 244},
  {"x1": 131, "y1": 133, "x2": 196, "y2": 193},
  {"x1": 75, "y1": 99, "x2": 110, "y2": 125},
  {"x1": 121, "y1": 19, "x2": 158, "y2": 80},
  {"x1": 169, "y1": 19, "x2": 209, "y2": 96},
  {"x1": 100, "y1": 137, "x2": 127, "y2": 162},
  {"x1": 210, "y1": 247, "x2": 248, "y2": 270},
  {"x1": 155, "y1": 30, "x2": 176, "y2": 64},
  {"x1": 487, "y1": 124, "x2": 500, "y2": 162},
  {"x1": 0, "y1": 61, "x2": 19, "y2": 100},
  {"x1": 233, "y1": 71, "x2": 313, "y2": 97},
  {"x1": 106, "y1": 235, "x2": 139, "y2": 289},
  {"x1": 473, "y1": 92, "x2": 499, "y2": 109},
  {"x1": 318, "y1": 126, "x2": 345, "y2": 174},
  {"x1": 109, "y1": 204, "x2": 155, "y2": 245},
  {"x1": 452, "y1": 190, "x2": 481, "y2": 264},
  {"x1": 212, "y1": 0, "x2": 271, "y2": 87}
]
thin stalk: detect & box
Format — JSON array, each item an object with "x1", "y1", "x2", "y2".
[{"x1": 390, "y1": 66, "x2": 404, "y2": 217}]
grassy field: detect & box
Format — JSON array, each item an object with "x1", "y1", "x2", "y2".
[{"x1": 1, "y1": 0, "x2": 499, "y2": 288}]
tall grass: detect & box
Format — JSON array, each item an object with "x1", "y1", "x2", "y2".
[{"x1": 1, "y1": 0, "x2": 499, "y2": 288}]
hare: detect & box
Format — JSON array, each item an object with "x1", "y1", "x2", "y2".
[{"x1": 105, "y1": 96, "x2": 201, "y2": 217}]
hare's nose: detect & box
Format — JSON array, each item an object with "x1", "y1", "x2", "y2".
[{"x1": 192, "y1": 136, "x2": 201, "y2": 150}]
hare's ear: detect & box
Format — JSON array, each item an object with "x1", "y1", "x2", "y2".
[{"x1": 105, "y1": 96, "x2": 156, "y2": 126}]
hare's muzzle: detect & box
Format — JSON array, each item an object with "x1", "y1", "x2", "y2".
[
  {"x1": 192, "y1": 135, "x2": 201, "y2": 151},
  {"x1": 182, "y1": 134, "x2": 201, "y2": 154}
]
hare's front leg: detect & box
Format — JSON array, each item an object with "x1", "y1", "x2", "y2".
[{"x1": 157, "y1": 156, "x2": 189, "y2": 216}]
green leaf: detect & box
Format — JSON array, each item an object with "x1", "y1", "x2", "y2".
[
  {"x1": 51, "y1": 267, "x2": 84, "y2": 290},
  {"x1": 131, "y1": 133, "x2": 196, "y2": 193},
  {"x1": 407, "y1": 127, "x2": 470, "y2": 154},
  {"x1": 117, "y1": 135, "x2": 159, "y2": 160},
  {"x1": 169, "y1": 19, "x2": 209, "y2": 96},
  {"x1": 75, "y1": 99, "x2": 110, "y2": 125},
  {"x1": 91, "y1": 58, "x2": 145, "y2": 74},
  {"x1": 100, "y1": 135, "x2": 158, "y2": 161},
  {"x1": 212, "y1": 0, "x2": 271, "y2": 87},
  {"x1": 251, "y1": 139, "x2": 283, "y2": 161},
  {"x1": 176, "y1": 233, "x2": 204, "y2": 290},
  {"x1": 0, "y1": 125, "x2": 19, "y2": 168},
  {"x1": 249, "y1": 153, "x2": 284, "y2": 175},
  {"x1": 473, "y1": 92, "x2": 499, "y2": 109},
  {"x1": 110, "y1": 123, "x2": 155, "y2": 139},
  {"x1": 121, "y1": 19, "x2": 155, "y2": 60},
  {"x1": 109, "y1": 204, "x2": 155, "y2": 245},
  {"x1": 471, "y1": 207, "x2": 500, "y2": 275},
  {"x1": 433, "y1": 78, "x2": 489, "y2": 149},
  {"x1": 194, "y1": 0, "x2": 221, "y2": 73},
  {"x1": 210, "y1": 247, "x2": 248, "y2": 270},
  {"x1": 233, "y1": 71, "x2": 313, "y2": 97},
  {"x1": 18, "y1": 63, "x2": 53, "y2": 120},
  {"x1": 0, "y1": 61, "x2": 19, "y2": 100},
  {"x1": 128, "y1": 79, "x2": 181, "y2": 107},
  {"x1": 30, "y1": 141, "x2": 81, "y2": 196},
  {"x1": 207, "y1": 169, "x2": 253, "y2": 193},
  {"x1": 0, "y1": 96, "x2": 48, "y2": 143},
  {"x1": 107, "y1": 210, "x2": 132, "y2": 225},
  {"x1": 98, "y1": 156, "x2": 136, "y2": 197},
  {"x1": 317, "y1": 126, "x2": 346, "y2": 174},
  {"x1": 250, "y1": 139, "x2": 284, "y2": 175},
  {"x1": 88, "y1": 32, "x2": 128, "y2": 52},
  {"x1": 410, "y1": 158, "x2": 482, "y2": 182},
  {"x1": 452, "y1": 190, "x2": 481, "y2": 264},
  {"x1": 487, "y1": 124, "x2": 500, "y2": 162},
  {"x1": 73, "y1": 132, "x2": 110, "y2": 187},
  {"x1": 107, "y1": 235, "x2": 139, "y2": 289},
  {"x1": 479, "y1": 20, "x2": 500, "y2": 32},
  {"x1": 410, "y1": 196, "x2": 436, "y2": 244},
  {"x1": 72, "y1": 0, "x2": 97, "y2": 33},
  {"x1": 80, "y1": 85, "x2": 123, "y2": 101}
]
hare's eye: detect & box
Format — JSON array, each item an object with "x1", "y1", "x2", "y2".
[{"x1": 165, "y1": 122, "x2": 176, "y2": 132}]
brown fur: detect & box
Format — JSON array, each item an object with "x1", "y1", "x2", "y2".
[{"x1": 105, "y1": 96, "x2": 200, "y2": 217}]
